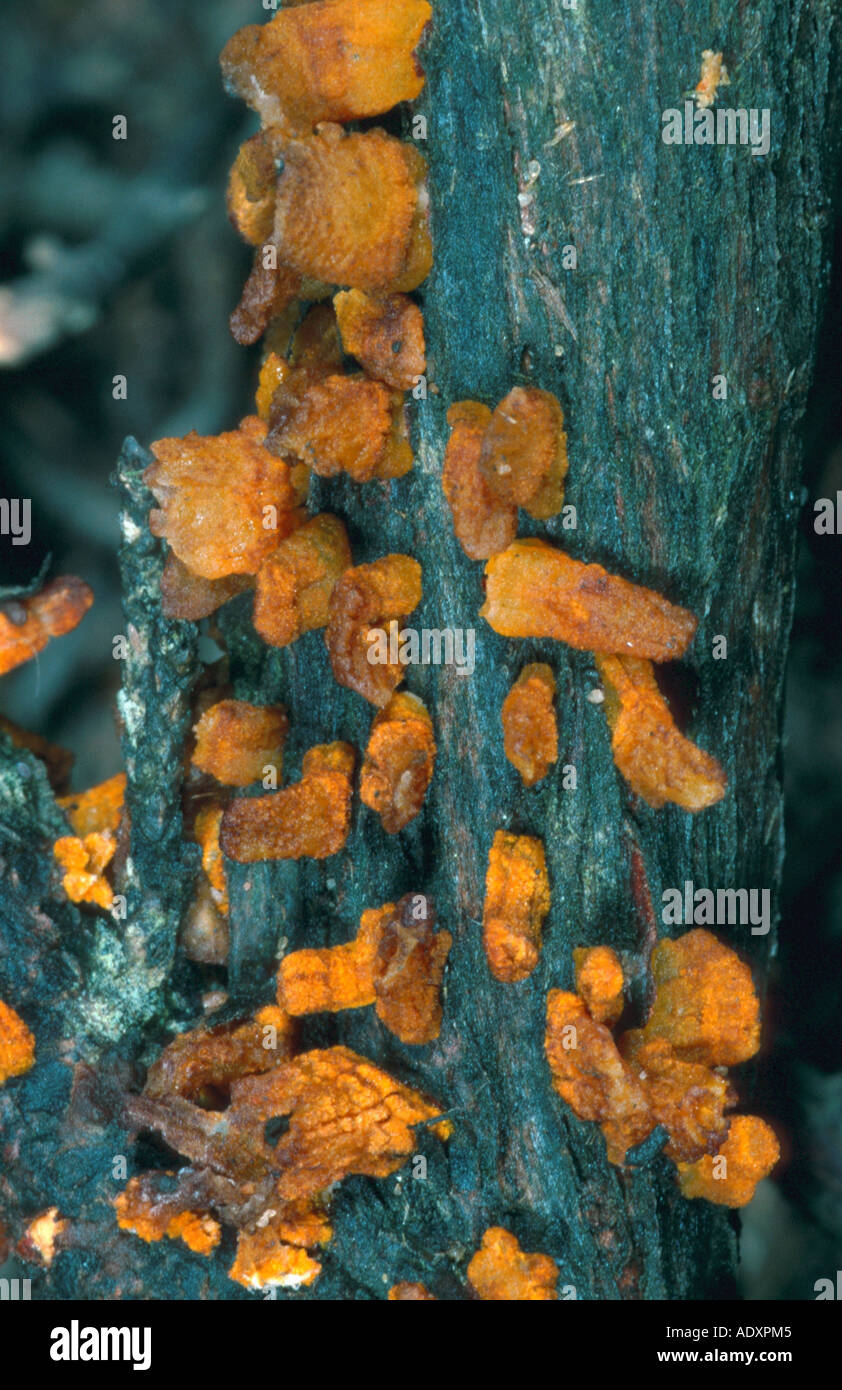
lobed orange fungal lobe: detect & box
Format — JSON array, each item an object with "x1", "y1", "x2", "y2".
[
  {"x1": 642, "y1": 928, "x2": 761, "y2": 1067},
  {"x1": 333, "y1": 289, "x2": 426, "y2": 391},
  {"x1": 544, "y1": 990, "x2": 652, "y2": 1164},
  {"x1": 596, "y1": 654, "x2": 726, "y2": 812},
  {"x1": 481, "y1": 538, "x2": 698, "y2": 661},
  {"x1": 372, "y1": 894, "x2": 452, "y2": 1044},
  {"x1": 192, "y1": 803, "x2": 230, "y2": 915},
  {"x1": 442, "y1": 400, "x2": 517, "y2": 561},
  {"x1": 0, "y1": 576, "x2": 93, "y2": 677},
  {"x1": 220, "y1": 0, "x2": 431, "y2": 132},
  {"x1": 479, "y1": 386, "x2": 568, "y2": 520},
  {"x1": 572, "y1": 945, "x2": 625, "y2": 1026},
  {"x1": 501, "y1": 663, "x2": 558, "y2": 787},
  {"x1": 278, "y1": 902, "x2": 394, "y2": 1017},
  {"x1": 191, "y1": 699, "x2": 289, "y2": 787},
  {"x1": 228, "y1": 1044, "x2": 448, "y2": 1201},
  {"x1": 226, "y1": 131, "x2": 279, "y2": 246},
  {"x1": 272, "y1": 125, "x2": 431, "y2": 294},
  {"x1": 160, "y1": 552, "x2": 253, "y2": 621},
  {"x1": 228, "y1": 1217, "x2": 323, "y2": 1291},
  {"x1": 145, "y1": 416, "x2": 303, "y2": 579},
  {"x1": 360, "y1": 691, "x2": 436, "y2": 832},
  {"x1": 114, "y1": 1177, "x2": 221, "y2": 1255},
  {"x1": 676, "y1": 1115, "x2": 779, "y2": 1207},
  {"x1": 253, "y1": 514, "x2": 351, "y2": 648},
  {"x1": 58, "y1": 773, "x2": 125, "y2": 836},
  {"x1": 267, "y1": 369, "x2": 412, "y2": 483},
  {"x1": 467, "y1": 1227, "x2": 558, "y2": 1302},
  {"x1": 326, "y1": 554, "x2": 422, "y2": 707},
  {"x1": 482, "y1": 830, "x2": 551, "y2": 983},
  {"x1": 54, "y1": 832, "x2": 115, "y2": 909},
  {"x1": 388, "y1": 1282, "x2": 436, "y2": 1300},
  {"x1": 220, "y1": 740, "x2": 355, "y2": 862},
  {"x1": 0, "y1": 999, "x2": 35, "y2": 1085},
  {"x1": 619, "y1": 1031, "x2": 734, "y2": 1163}
]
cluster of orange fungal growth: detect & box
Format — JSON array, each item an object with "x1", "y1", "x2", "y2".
[
  {"x1": 0, "y1": 575, "x2": 93, "y2": 676},
  {"x1": 545, "y1": 930, "x2": 779, "y2": 1205},
  {"x1": 53, "y1": 772, "x2": 126, "y2": 909},
  {"x1": 0, "y1": 999, "x2": 35, "y2": 1085},
  {"x1": 360, "y1": 692, "x2": 436, "y2": 831},
  {"x1": 220, "y1": 740, "x2": 354, "y2": 863},
  {"x1": 501, "y1": 663, "x2": 558, "y2": 787},
  {"x1": 467, "y1": 1227, "x2": 559, "y2": 1301},
  {"x1": 278, "y1": 894, "x2": 451, "y2": 1045},
  {"x1": 117, "y1": 1011, "x2": 448, "y2": 1290},
  {"x1": 192, "y1": 700, "x2": 288, "y2": 787},
  {"x1": 326, "y1": 554, "x2": 422, "y2": 706},
  {"x1": 482, "y1": 831, "x2": 551, "y2": 983}
]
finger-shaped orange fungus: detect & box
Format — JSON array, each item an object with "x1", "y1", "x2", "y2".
[
  {"x1": 334, "y1": 289, "x2": 426, "y2": 391},
  {"x1": 501, "y1": 663, "x2": 558, "y2": 787},
  {"x1": 191, "y1": 699, "x2": 289, "y2": 787},
  {"x1": 544, "y1": 931, "x2": 776, "y2": 1200},
  {"x1": 676, "y1": 1115, "x2": 780, "y2": 1207},
  {"x1": 220, "y1": 0, "x2": 431, "y2": 132},
  {"x1": 467, "y1": 1228, "x2": 558, "y2": 1301},
  {"x1": 442, "y1": 401, "x2": 517, "y2": 560},
  {"x1": 572, "y1": 945, "x2": 625, "y2": 1025},
  {"x1": 388, "y1": 1282, "x2": 436, "y2": 1300},
  {"x1": 326, "y1": 554, "x2": 422, "y2": 706},
  {"x1": 145, "y1": 416, "x2": 302, "y2": 579},
  {"x1": 360, "y1": 692, "x2": 436, "y2": 831},
  {"x1": 220, "y1": 740, "x2": 354, "y2": 861},
  {"x1": 273, "y1": 125, "x2": 431, "y2": 294},
  {"x1": 278, "y1": 903, "x2": 393, "y2": 1016},
  {"x1": 58, "y1": 773, "x2": 125, "y2": 836},
  {"x1": 54, "y1": 832, "x2": 116, "y2": 909},
  {"x1": 596, "y1": 654, "x2": 726, "y2": 812},
  {"x1": 0, "y1": 999, "x2": 35, "y2": 1084},
  {"x1": 479, "y1": 386, "x2": 568, "y2": 520},
  {"x1": 253, "y1": 514, "x2": 351, "y2": 647},
  {"x1": 482, "y1": 831, "x2": 550, "y2": 983},
  {"x1": 0, "y1": 576, "x2": 93, "y2": 676},
  {"x1": 279, "y1": 895, "x2": 450, "y2": 1045},
  {"x1": 160, "y1": 553, "x2": 253, "y2": 621},
  {"x1": 267, "y1": 369, "x2": 412, "y2": 482},
  {"x1": 641, "y1": 928, "x2": 760, "y2": 1067},
  {"x1": 481, "y1": 539, "x2": 697, "y2": 661}
]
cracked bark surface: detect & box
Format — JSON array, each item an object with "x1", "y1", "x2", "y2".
[{"x1": 1, "y1": 0, "x2": 840, "y2": 1300}]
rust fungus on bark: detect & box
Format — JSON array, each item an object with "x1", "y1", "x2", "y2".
[
  {"x1": 144, "y1": 1012, "x2": 294, "y2": 1105},
  {"x1": 372, "y1": 894, "x2": 451, "y2": 1044},
  {"x1": 267, "y1": 369, "x2": 412, "y2": 482},
  {"x1": 388, "y1": 1281, "x2": 436, "y2": 1300},
  {"x1": 501, "y1": 663, "x2": 558, "y2": 787},
  {"x1": 0, "y1": 575, "x2": 93, "y2": 677},
  {"x1": 272, "y1": 125, "x2": 431, "y2": 294},
  {"x1": 220, "y1": 740, "x2": 355, "y2": 862},
  {"x1": 18, "y1": 1207, "x2": 68, "y2": 1267},
  {"x1": 360, "y1": 692, "x2": 436, "y2": 832},
  {"x1": 482, "y1": 830, "x2": 551, "y2": 983},
  {"x1": 596, "y1": 654, "x2": 726, "y2": 812},
  {"x1": 479, "y1": 386, "x2": 568, "y2": 520},
  {"x1": 253, "y1": 514, "x2": 351, "y2": 648},
  {"x1": 191, "y1": 699, "x2": 289, "y2": 788},
  {"x1": 115, "y1": 1181, "x2": 222, "y2": 1256},
  {"x1": 278, "y1": 902, "x2": 393, "y2": 1017},
  {"x1": 572, "y1": 945, "x2": 625, "y2": 1026},
  {"x1": 694, "y1": 49, "x2": 730, "y2": 109},
  {"x1": 481, "y1": 538, "x2": 698, "y2": 660},
  {"x1": 160, "y1": 553, "x2": 253, "y2": 621},
  {"x1": 620, "y1": 1031, "x2": 734, "y2": 1163},
  {"x1": 54, "y1": 831, "x2": 116, "y2": 910},
  {"x1": 226, "y1": 131, "x2": 278, "y2": 247},
  {"x1": 58, "y1": 773, "x2": 125, "y2": 836},
  {"x1": 0, "y1": 999, "x2": 35, "y2": 1085},
  {"x1": 467, "y1": 1227, "x2": 559, "y2": 1301},
  {"x1": 230, "y1": 253, "x2": 305, "y2": 347},
  {"x1": 676, "y1": 1114, "x2": 779, "y2": 1207},
  {"x1": 228, "y1": 1206, "x2": 329, "y2": 1290},
  {"x1": 220, "y1": 0, "x2": 431, "y2": 133},
  {"x1": 641, "y1": 928, "x2": 760, "y2": 1067},
  {"x1": 145, "y1": 416, "x2": 303, "y2": 579},
  {"x1": 442, "y1": 401, "x2": 517, "y2": 560},
  {"x1": 334, "y1": 289, "x2": 426, "y2": 391},
  {"x1": 326, "y1": 554, "x2": 422, "y2": 706}
]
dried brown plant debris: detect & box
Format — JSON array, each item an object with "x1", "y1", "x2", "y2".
[
  {"x1": 334, "y1": 289, "x2": 426, "y2": 390},
  {"x1": 360, "y1": 692, "x2": 436, "y2": 831},
  {"x1": 501, "y1": 663, "x2": 558, "y2": 787},
  {"x1": 482, "y1": 830, "x2": 551, "y2": 983},
  {"x1": 481, "y1": 538, "x2": 698, "y2": 661},
  {"x1": 596, "y1": 654, "x2": 726, "y2": 812},
  {"x1": 220, "y1": 741, "x2": 355, "y2": 862},
  {"x1": 325, "y1": 554, "x2": 422, "y2": 706},
  {"x1": 160, "y1": 553, "x2": 253, "y2": 621},
  {"x1": 0, "y1": 576, "x2": 93, "y2": 676}
]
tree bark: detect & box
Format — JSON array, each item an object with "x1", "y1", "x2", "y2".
[{"x1": 1, "y1": 0, "x2": 840, "y2": 1300}]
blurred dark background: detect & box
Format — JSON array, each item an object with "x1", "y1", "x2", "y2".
[{"x1": 0, "y1": 0, "x2": 839, "y2": 1299}]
